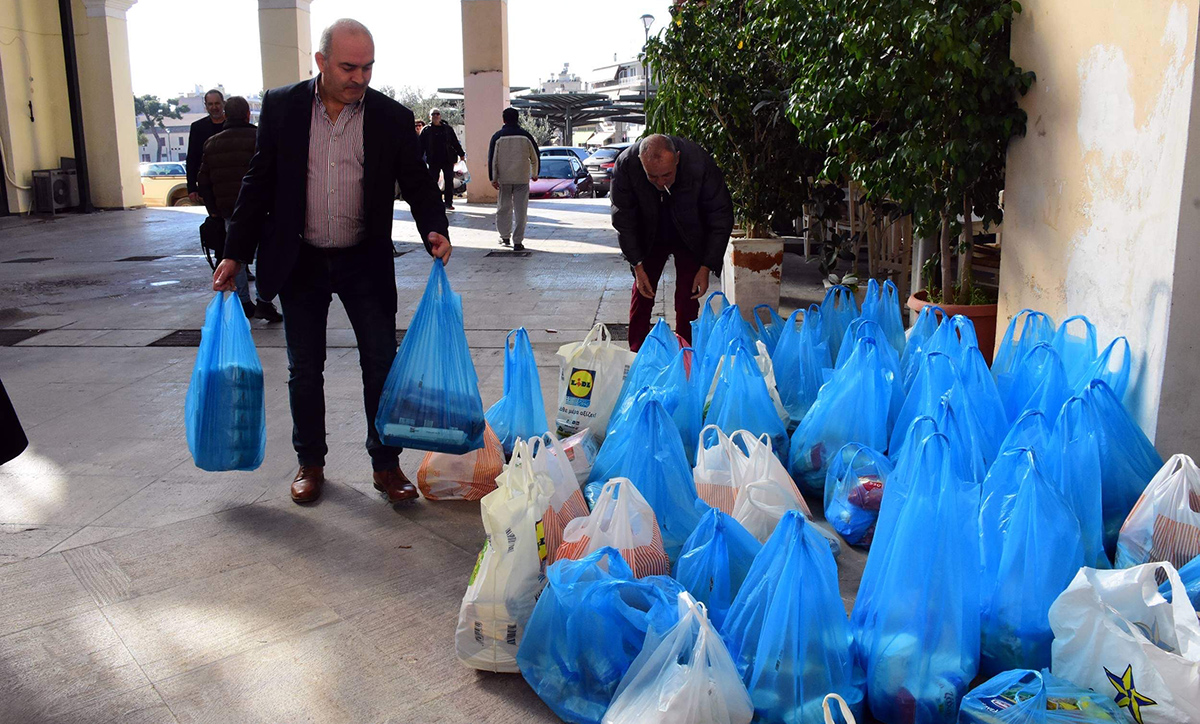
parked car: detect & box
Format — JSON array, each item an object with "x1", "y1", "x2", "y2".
[
  {"x1": 582, "y1": 142, "x2": 632, "y2": 197},
  {"x1": 529, "y1": 156, "x2": 593, "y2": 199},
  {"x1": 539, "y1": 146, "x2": 591, "y2": 163},
  {"x1": 139, "y1": 161, "x2": 190, "y2": 207}
]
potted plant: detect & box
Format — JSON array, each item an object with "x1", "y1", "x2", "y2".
[
  {"x1": 644, "y1": 0, "x2": 822, "y2": 317},
  {"x1": 771, "y1": 0, "x2": 1034, "y2": 360}
]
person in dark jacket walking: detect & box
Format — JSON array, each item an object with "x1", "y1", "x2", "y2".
[
  {"x1": 419, "y1": 108, "x2": 465, "y2": 209},
  {"x1": 197, "y1": 96, "x2": 281, "y2": 322},
  {"x1": 186, "y1": 89, "x2": 226, "y2": 203},
  {"x1": 487, "y1": 107, "x2": 539, "y2": 250},
  {"x1": 610, "y1": 134, "x2": 735, "y2": 351}
]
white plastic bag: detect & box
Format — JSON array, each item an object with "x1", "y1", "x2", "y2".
[
  {"x1": 554, "y1": 323, "x2": 636, "y2": 442},
  {"x1": 556, "y1": 477, "x2": 670, "y2": 578},
  {"x1": 603, "y1": 592, "x2": 753, "y2": 724},
  {"x1": 1049, "y1": 563, "x2": 1200, "y2": 724},
  {"x1": 822, "y1": 694, "x2": 858, "y2": 724},
  {"x1": 527, "y1": 432, "x2": 589, "y2": 563},
  {"x1": 694, "y1": 425, "x2": 738, "y2": 513},
  {"x1": 455, "y1": 441, "x2": 553, "y2": 672},
  {"x1": 559, "y1": 427, "x2": 601, "y2": 484},
  {"x1": 1116, "y1": 453, "x2": 1200, "y2": 570}
]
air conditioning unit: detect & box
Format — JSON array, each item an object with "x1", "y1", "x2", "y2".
[{"x1": 31, "y1": 168, "x2": 80, "y2": 214}]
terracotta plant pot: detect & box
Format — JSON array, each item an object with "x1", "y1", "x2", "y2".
[{"x1": 907, "y1": 290, "x2": 998, "y2": 364}]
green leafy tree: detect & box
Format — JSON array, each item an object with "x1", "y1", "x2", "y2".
[
  {"x1": 133, "y1": 94, "x2": 189, "y2": 162},
  {"x1": 644, "y1": 1, "x2": 822, "y2": 238},
  {"x1": 517, "y1": 110, "x2": 555, "y2": 146}
]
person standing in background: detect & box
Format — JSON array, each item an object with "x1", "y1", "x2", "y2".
[
  {"x1": 186, "y1": 89, "x2": 226, "y2": 204},
  {"x1": 487, "y1": 107, "x2": 539, "y2": 251},
  {"x1": 415, "y1": 119, "x2": 425, "y2": 137},
  {"x1": 197, "y1": 96, "x2": 282, "y2": 322},
  {"x1": 419, "y1": 108, "x2": 465, "y2": 210}
]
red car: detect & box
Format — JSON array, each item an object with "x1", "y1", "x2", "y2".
[{"x1": 529, "y1": 156, "x2": 594, "y2": 199}]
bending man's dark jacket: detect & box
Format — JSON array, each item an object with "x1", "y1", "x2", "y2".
[
  {"x1": 186, "y1": 116, "x2": 224, "y2": 193},
  {"x1": 419, "y1": 122, "x2": 465, "y2": 167},
  {"x1": 224, "y1": 79, "x2": 450, "y2": 302},
  {"x1": 487, "y1": 122, "x2": 539, "y2": 181},
  {"x1": 609, "y1": 135, "x2": 734, "y2": 273},
  {"x1": 196, "y1": 119, "x2": 257, "y2": 220}
]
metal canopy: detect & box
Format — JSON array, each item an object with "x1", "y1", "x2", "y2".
[{"x1": 508, "y1": 92, "x2": 645, "y2": 142}]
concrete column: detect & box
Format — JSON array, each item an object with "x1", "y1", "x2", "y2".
[
  {"x1": 258, "y1": 0, "x2": 313, "y2": 91},
  {"x1": 1000, "y1": 0, "x2": 1200, "y2": 455},
  {"x1": 76, "y1": 0, "x2": 142, "y2": 209},
  {"x1": 461, "y1": 0, "x2": 509, "y2": 204}
]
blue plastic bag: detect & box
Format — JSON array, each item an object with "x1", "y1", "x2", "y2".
[
  {"x1": 696, "y1": 305, "x2": 757, "y2": 394},
  {"x1": 1001, "y1": 343, "x2": 1072, "y2": 424},
  {"x1": 890, "y1": 352, "x2": 995, "y2": 477},
  {"x1": 587, "y1": 397, "x2": 702, "y2": 560},
  {"x1": 993, "y1": 309, "x2": 1055, "y2": 400},
  {"x1": 484, "y1": 327, "x2": 548, "y2": 457},
  {"x1": 691, "y1": 291, "x2": 729, "y2": 364},
  {"x1": 957, "y1": 345, "x2": 1009, "y2": 442},
  {"x1": 673, "y1": 508, "x2": 762, "y2": 630},
  {"x1": 835, "y1": 319, "x2": 902, "y2": 376},
  {"x1": 859, "y1": 432, "x2": 981, "y2": 724},
  {"x1": 958, "y1": 669, "x2": 1127, "y2": 723},
  {"x1": 998, "y1": 409, "x2": 1052, "y2": 458},
  {"x1": 1073, "y1": 336, "x2": 1131, "y2": 400},
  {"x1": 186, "y1": 292, "x2": 266, "y2": 471},
  {"x1": 376, "y1": 260, "x2": 485, "y2": 454},
  {"x1": 1076, "y1": 379, "x2": 1164, "y2": 557},
  {"x1": 706, "y1": 339, "x2": 790, "y2": 468},
  {"x1": 1051, "y1": 315, "x2": 1098, "y2": 390},
  {"x1": 824, "y1": 443, "x2": 893, "y2": 546},
  {"x1": 607, "y1": 347, "x2": 700, "y2": 464},
  {"x1": 1045, "y1": 397, "x2": 1109, "y2": 569},
  {"x1": 753, "y1": 304, "x2": 786, "y2": 355},
  {"x1": 924, "y1": 314, "x2": 980, "y2": 371},
  {"x1": 979, "y1": 448, "x2": 1085, "y2": 676},
  {"x1": 789, "y1": 335, "x2": 893, "y2": 492},
  {"x1": 821, "y1": 285, "x2": 860, "y2": 360},
  {"x1": 645, "y1": 316, "x2": 680, "y2": 355},
  {"x1": 773, "y1": 305, "x2": 833, "y2": 428},
  {"x1": 1160, "y1": 554, "x2": 1200, "y2": 609},
  {"x1": 517, "y1": 547, "x2": 685, "y2": 724},
  {"x1": 860, "y1": 279, "x2": 907, "y2": 355},
  {"x1": 901, "y1": 304, "x2": 947, "y2": 388},
  {"x1": 722, "y1": 510, "x2": 864, "y2": 724}
]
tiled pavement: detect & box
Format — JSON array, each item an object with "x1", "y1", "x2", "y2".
[{"x1": 0, "y1": 198, "x2": 845, "y2": 723}]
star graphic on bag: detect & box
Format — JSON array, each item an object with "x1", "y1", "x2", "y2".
[{"x1": 1105, "y1": 664, "x2": 1157, "y2": 724}]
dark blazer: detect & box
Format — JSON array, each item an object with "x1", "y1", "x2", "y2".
[
  {"x1": 610, "y1": 135, "x2": 734, "y2": 273},
  {"x1": 186, "y1": 117, "x2": 224, "y2": 193},
  {"x1": 224, "y1": 79, "x2": 449, "y2": 302}
]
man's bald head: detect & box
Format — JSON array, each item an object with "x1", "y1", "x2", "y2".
[
  {"x1": 640, "y1": 134, "x2": 680, "y2": 190},
  {"x1": 315, "y1": 19, "x2": 374, "y2": 107}
]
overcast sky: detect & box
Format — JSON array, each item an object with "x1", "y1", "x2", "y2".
[{"x1": 127, "y1": 0, "x2": 673, "y2": 99}]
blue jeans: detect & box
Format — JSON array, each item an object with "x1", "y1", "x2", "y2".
[{"x1": 277, "y1": 242, "x2": 401, "y2": 472}]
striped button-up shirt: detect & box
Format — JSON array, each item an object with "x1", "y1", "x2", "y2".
[{"x1": 304, "y1": 86, "x2": 366, "y2": 248}]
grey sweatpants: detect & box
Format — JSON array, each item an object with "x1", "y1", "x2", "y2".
[{"x1": 496, "y1": 183, "x2": 530, "y2": 243}]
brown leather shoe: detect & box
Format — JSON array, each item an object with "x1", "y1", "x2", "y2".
[
  {"x1": 373, "y1": 468, "x2": 419, "y2": 504},
  {"x1": 290, "y1": 466, "x2": 324, "y2": 503}
]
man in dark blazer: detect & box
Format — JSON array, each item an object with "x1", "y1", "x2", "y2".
[{"x1": 213, "y1": 18, "x2": 452, "y2": 505}]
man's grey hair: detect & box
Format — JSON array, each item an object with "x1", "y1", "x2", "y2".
[
  {"x1": 224, "y1": 96, "x2": 250, "y2": 121},
  {"x1": 430, "y1": 108, "x2": 441, "y2": 118},
  {"x1": 318, "y1": 18, "x2": 373, "y2": 57},
  {"x1": 641, "y1": 134, "x2": 677, "y2": 162}
]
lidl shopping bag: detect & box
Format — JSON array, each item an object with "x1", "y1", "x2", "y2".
[
  {"x1": 824, "y1": 443, "x2": 893, "y2": 546},
  {"x1": 455, "y1": 440, "x2": 552, "y2": 672},
  {"x1": 517, "y1": 547, "x2": 686, "y2": 724},
  {"x1": 1049, "y1": 563, "x2": 1200, "y2": 724},
  {"x1": 722, "y1": 511, "x2": 864, "y2": 724},
  {"x1": 1077, "y1": 380, "x2": 1164, "y2": 557},
  {"x1": 860, "y1": 433, "x2": 981, "y2": 724},
  {"x1": 789, "y1": 335, "x2": 893, "y2": 493},
  {"x1": 416, "y1": 423, "x2": 504, "y2": 500},
  {"x1": 485, "y1": 328, "x2": 548, "y2": 457},
  {"x1": 979, "y1": 448, "x2": 1086, "y2": 676},
  {"x1": 527, "y1": 433, "x2": 590, "y2": 564},
  {"x1": 673, "y1": 508, "x2": 761, "y2": 630},
  {"x1": 186, "y1": 292, "x2": 266, "y2": 471},
  {"x1": 376, "y1": 260, "x2": 485, "y2": 454},
  {"x1": 604, "y1": 592, "x2": 753, "y2": 724},
  {"x1": 555, "y1": 323, "x2": 636, "y2": 442},
  {"x1": 1116, "y1": 454, "x2": 1200, "y2": 570},
  {"x1": 957, "y1": 669, "x2": 1126, "y2": 723},
  {"x1": 558, "y1": 478, "x2": 671, "y2": 577}
]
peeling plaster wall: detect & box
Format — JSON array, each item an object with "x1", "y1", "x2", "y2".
[{"x1": 1001, "y1": 0, "x2": 1199, "y2": 445}]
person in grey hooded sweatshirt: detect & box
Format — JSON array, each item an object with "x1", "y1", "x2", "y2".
[{"x1": 487, "y1": 107, "x2": 540, "y2": 251}]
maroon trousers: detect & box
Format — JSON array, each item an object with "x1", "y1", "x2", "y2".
[{"x1": 629, "y1": 237, "x2": 702, "y2": 352}]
